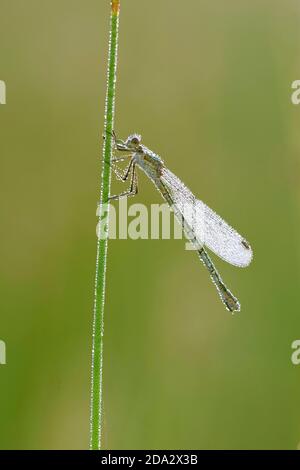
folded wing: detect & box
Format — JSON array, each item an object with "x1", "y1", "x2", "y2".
[{"x1": 161, "y1": 168, "x2": 253, "y2": 267}]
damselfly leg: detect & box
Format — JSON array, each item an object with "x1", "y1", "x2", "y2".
[
  {"x1": 109, "y1": 159, "x2": 138, "y2": 200},
  {"x1": 111, "y1": 155, "x2": 133, "y2": 181}
]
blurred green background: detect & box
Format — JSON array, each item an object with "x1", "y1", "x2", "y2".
[{"x1": 1, "y1": 0, "x2": 300, "y2": 450}]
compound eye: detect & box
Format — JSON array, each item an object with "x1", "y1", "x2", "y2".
[{"x1": 127, "y1": 134, "x2": 141, "y2": 146}]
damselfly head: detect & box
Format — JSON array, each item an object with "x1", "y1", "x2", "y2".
[{"x1": 125, "y1": 134, "x2": 142, "y2": 149}]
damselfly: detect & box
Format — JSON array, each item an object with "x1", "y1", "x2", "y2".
[{"x1": 108, "y1": 133, "x2": 253, "y2": 313}]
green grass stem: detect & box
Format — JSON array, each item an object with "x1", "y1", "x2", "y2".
[{"x1": 90, "y1": 0, "x2": 120, "y2": 450}]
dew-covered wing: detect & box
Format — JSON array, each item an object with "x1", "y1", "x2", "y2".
[
  {"x1": 161, "y1": 168, "x2": 253, "y2": 267},
  {"x1": 198, "y1": 199, "x2": 252, "y2": 267}
]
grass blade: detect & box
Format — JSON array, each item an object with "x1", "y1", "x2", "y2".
[{"x1": 90, "y1": 0, "x2": 120, "y2": 450}]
